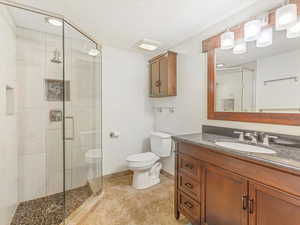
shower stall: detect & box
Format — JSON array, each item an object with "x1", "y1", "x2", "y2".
[{"x1": 0, "y1": 1, "x2": 102, "y2": 225}]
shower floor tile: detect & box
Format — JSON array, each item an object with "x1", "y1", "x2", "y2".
[{"x1": 10, "y1": 184, "x2": 92, "y2": 225}]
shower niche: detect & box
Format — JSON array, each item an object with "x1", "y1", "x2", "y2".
[
  {"x1": 45, "y1": 79, "x2": 70, "y2": 101},
  {"x1": 0, "y1": 2, "x2": 102, "y2": 225}
]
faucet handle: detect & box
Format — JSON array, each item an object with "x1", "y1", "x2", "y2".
[
  {"x1": 245, "y1": 132, "x2": 258, "y2": 144},
  {"x1": 234, "y1": 131, "x2": 244, "y2": 141},
  {"x1": 262, "y1": 134, "x2": 278, "y2": 146}
]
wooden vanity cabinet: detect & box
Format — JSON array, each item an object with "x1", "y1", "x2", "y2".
[
  {"x1": 149, "y1": 51, "x2": 177, "y2": 97},
  {"x1": 175, "y1": 142, "x2": 300, "y2": 225},
  {"x1": 203, "y1": 164, "x2": 248, "y2": 225},
  {"x1": 248, "y1": 182, "x2": 300, "y2": 225}
]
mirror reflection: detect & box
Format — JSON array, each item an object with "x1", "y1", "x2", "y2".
[{"x1": 216, "y1": 28, "x2": 300, "y2": 113}]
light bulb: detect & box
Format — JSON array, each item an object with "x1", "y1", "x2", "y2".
[
  {"x1": 276, "y1": 4, "x2": 298, "y2": 30},
  {"x1": 220, "y1": 31, "x2": 235, "y2": 50},
  {"x1": 287, "y1": 18, "x2": 300, "y2": 38},
  {"x1": 256, "y1": 27, "x2": 273, "y2": 47},
  {"x1": 244, "y1": 20, "x2": 262, "y2": 42},
  {"x1": 233, "y1": 40, "x2": 247, "y2": 54}
]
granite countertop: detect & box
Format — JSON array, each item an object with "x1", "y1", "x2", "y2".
[{"x1": 173, "y1": 133, "x2": 300, "y2": 173}]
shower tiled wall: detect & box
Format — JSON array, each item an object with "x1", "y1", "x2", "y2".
[
  {"x1": 0, "y1": 6, "x2": 18, "y2": 225},
  {"x1": 16, "y1": 27, "x2": 100, "y2": 202}
]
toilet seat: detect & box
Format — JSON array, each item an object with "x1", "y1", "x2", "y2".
[{"x1": 126, "y1": 152, "x2": 159, "y2": 168}]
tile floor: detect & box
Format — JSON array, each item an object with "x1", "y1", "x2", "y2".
[
  {"x1": 10, "y1": 184, "x2": 92, "y2": 225},
  {"x1": 68, "y1": 174, "x2": 189, "y2": 225}
]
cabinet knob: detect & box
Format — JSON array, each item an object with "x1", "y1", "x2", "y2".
[
  {"x1": 155, "y1": 80, "x2": 161, "y2": 87},
  {"x1": 242, "y1": 195, "x2": 248, "y2": 210}
]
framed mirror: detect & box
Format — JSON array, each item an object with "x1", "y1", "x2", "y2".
[{"x1": 204, "y1": 0, "x2": 300, "y2": 126}]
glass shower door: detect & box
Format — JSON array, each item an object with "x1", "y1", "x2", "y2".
[{"x1": 63, "y1": 22, "x2": 102, "y2": 220}]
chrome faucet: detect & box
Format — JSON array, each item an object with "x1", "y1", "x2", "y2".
[
  {"x1": 233, "y1": 131, "x2": 244, "y2": 142},
  {"x1": 261, "y1": 133, "x2": 278, "y2": 146},
  {"x1": 245, "y1": 132, "x2": 258, "y2": 144}
]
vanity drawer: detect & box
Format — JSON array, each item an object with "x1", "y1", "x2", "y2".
[
  {"x1": 178, "y1": 191, "x2": 201, "y2": 224},
  {"x1": 179, "y1": 172, "x2": 201, "y2": 202},
  {"x1": 179, "y1": 153, "x2": 201, "y2": 180}
]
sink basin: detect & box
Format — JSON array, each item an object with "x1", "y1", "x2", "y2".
[{"x1": 215, "y1": 141, "x2": 276, "y2": 154}]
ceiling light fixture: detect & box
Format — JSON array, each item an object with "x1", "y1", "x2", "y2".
[
  {"x1": 276, "y1": 3, "x2": 297, "y2": 30},
  {"x1": 45, "y1": 17, "x2": 63, "y2": 27},
  {"x1": 88, "y1": 48, "x2": 100, "y2": 57},
  {"x1": 287, "y1": 18, "x2": 300, "y2": 38},
  {"x1": 233, "y1": 40, "x2": 247, "y2": 54},
  {"x1": 244, "y1": 19, "x2": 262, "y2": 42},
  {"x1": 256, "y1": 27, "x2": 273, "y2": 47},
  {"x1": 137, "y1": 39, "x2": 161, "y2": 51},
  {"x1": 220, "y1": 31, "x2": 235, "y2": 50}
]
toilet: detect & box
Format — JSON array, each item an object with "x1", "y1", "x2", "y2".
[{"x1": 126, "y1": 132, "x2": 172, "y2": 189}]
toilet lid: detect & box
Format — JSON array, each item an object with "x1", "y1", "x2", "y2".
[{"x1": 126, "y1": 152, "x2": 158, "y2": 162}]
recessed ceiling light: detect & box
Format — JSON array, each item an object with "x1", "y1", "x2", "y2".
[
  {"x1": 88, "y1": 48, "x2": 100, "y2": 57},
  {"x1": 45, "y1": 17, "x2": 63, "y2": 27},
  {"x1": 137, "y1": 39, "x2": 161, "y2": 51}
]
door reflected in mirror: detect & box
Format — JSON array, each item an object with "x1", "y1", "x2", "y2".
[{"x1": 215, "y1": 29, "x2": 300, "y2": 113}]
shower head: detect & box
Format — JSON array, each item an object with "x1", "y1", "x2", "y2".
[{"x1": 51, "y1": 49, "x2": 62, "y2": 64}]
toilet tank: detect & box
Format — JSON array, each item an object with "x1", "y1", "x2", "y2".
[{"x1": 150, "y1": 132, "x2": 172, "y2": 157}]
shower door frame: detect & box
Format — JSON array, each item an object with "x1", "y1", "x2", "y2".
[{"x1": 0, "y1": 0, "x2": 103, "y2": 222}]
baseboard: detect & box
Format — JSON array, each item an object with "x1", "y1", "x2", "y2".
[
  {"x1": 103, "y1": 170, "x2": 133, "y2": 179},
  {"x1": 161, "y1": 170, "x2": 174, "y2": 179},
  {"x1": 104, "y1": 169, "x2": 174, "y2": 180}
]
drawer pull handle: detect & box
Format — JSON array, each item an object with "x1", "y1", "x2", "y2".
[
  {"x1": 185, "y1": 183, "x2": 193, "y2": 189},
  {"x1": 184, "y1": 201, "x2": 193, "y2": 209},
  {"x1": 242, "y1": 195, "x2": 248, "y2": 210},
  {"x1": 248, "y1": 199, "x2": 254, "y2": 214},
  {"x1": 185, "y1": 163, "x2": 194, "y2": 169}
]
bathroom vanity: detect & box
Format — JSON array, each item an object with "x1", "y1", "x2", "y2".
[{"x1": 173, "y1": 130, "x2": 300, "y2": 225}]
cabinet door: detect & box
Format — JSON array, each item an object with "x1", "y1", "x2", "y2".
[
  {"x1": 203, "y1": 164, "x2": 248, "y2": 225},
  {"x1": 249, "y1": 182, "x2": 300, "y2": 225},
  {"x1": 159, "y1": 56, "x2": 168, "y2": 96},
  {"x1": 150, "y1": 61, "x2": 160, "y2": 96}
]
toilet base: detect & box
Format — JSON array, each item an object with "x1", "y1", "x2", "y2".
[{"x1": 131, "y1": 162, "x2": 162, "y2": 189}]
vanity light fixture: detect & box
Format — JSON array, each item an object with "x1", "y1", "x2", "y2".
[
  {"x1": 88, "y1": 48, "x2": 100, "y2": 57},
  {"x1": 137, "y1": 39, "x2": 161, "y2": 51},
  {"x1": 256, "y1": 27, "x2": 273, "y2": 47},
  {"x1": 220, "y1": 31, "x2": 235, "y2": 50},
  {"x1": 244, "y1": 19, "x2": 262, "y2": 42},
  {"x1": 233, "y1": 40, "x2": 247, "y2": 54},
  {"x1": 275, "y1": 2, "x2": 298, "y2": 31},
  {"x1": 45, "y1": 17, "x2": 63, "y2": 27},
  {"x1": 287, "y1": 18, "x2": 300, "y2": 38}
]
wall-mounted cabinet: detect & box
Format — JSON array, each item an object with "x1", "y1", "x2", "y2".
[{"x1": 149, "y1": 51, "x2": 177, "y2": 97}]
